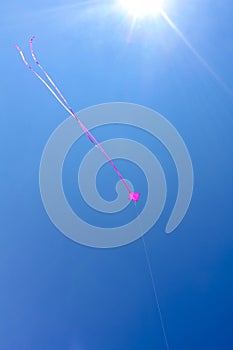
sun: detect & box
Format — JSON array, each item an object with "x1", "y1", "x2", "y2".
[{"x1": 119, "y1": 0, "x2": 164, "y2": 19}]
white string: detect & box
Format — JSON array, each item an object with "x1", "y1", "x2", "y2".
[
  {"x1": 141, "y1": 236, "x2": 169, "y2": 350},
  {"x1": 134, "y1": 203, "x2": 169, "y2": 349}
]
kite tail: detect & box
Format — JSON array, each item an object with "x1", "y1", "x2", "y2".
[
  {"x1": 30, "y1": 36, "x2": 70, "y2": 108},
  {"x1": 15, "y1": 40, "x2": 136, "y2": 197},
  {"x1": 29, "y1": 37, "x2": 95, "y2": 146},
  {"x1": 15, "y1": 41, "x2": 95, "y2": 145},
  {"x1": 14, "y1": 44, "x2": 79, "y2": 121}
]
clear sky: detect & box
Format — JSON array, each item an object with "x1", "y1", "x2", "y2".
[{"x1": 1, "y1": 1, "x2": 233, "y2": 349}]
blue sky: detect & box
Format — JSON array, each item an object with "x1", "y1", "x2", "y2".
[{"x1": 1, "y1": 1, "x2": 233, "y2": 349}]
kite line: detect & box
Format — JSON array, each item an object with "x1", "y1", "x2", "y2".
[{"x1": 15, "y1": 37, "x2": 140, "y2": 202}]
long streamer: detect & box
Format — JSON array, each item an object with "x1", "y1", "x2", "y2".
[{"x1": 15, "y1": 37, "x2": 140, "y2": 202}]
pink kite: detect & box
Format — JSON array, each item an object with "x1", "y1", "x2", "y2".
[{"x1": 15, "y1": 37, "x2": 140, "y2": 202}]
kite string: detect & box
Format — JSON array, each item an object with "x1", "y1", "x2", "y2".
[
  {"x1": 134, "y1": 204, "x2": 169, "y2": 350},
  {"x1": 142, "y1": 236, "x2": 169, "y2": 350},
  {"x1": 15, "y1": 40, "x2": 132, "y2": 196}
]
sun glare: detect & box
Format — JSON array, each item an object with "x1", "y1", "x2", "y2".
[{"x1": 119, "y1": 0, "x2": 164, "y2": 19}]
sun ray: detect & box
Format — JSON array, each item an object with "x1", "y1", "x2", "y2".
[{"x1": 159, "y1": 9, "x2": 233, "y2": 97}]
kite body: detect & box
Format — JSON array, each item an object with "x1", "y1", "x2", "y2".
[{"x1": 129, "y1": 192, "x2": 140, "y2": 202}]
